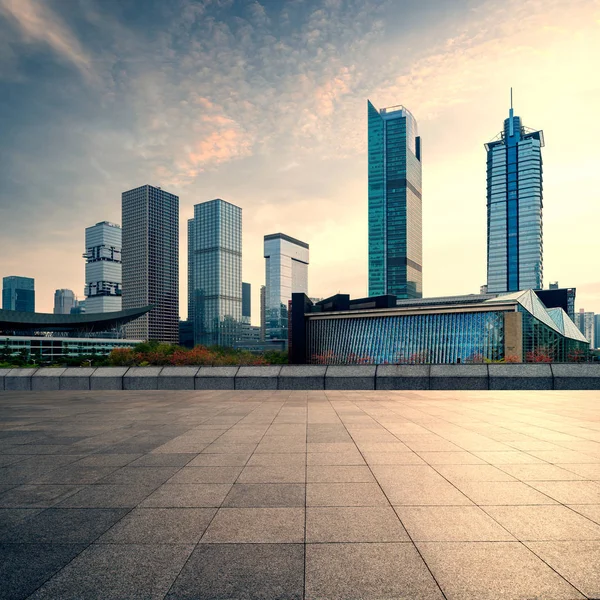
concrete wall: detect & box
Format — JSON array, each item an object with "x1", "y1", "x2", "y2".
[{"x1": 1, "y1": 364, "x2": 600, "y2": 391}]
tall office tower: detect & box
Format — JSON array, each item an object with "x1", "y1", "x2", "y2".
[
  {"x1": 259, "y1": 285, "x2": 266, "y2": 341},
  {"x1": 2, "y1": 276, "x2": 35, "y2": 312},
  {"x1": 188, "y1": 199, "x2": 242, "y2": 347},
  {"x1": 595, "y1": 315, "x2": 600, "y2": 350},
  {"x1": 368, "y1": 101, "x2": 422, "y2": 299},
  {"x1": 242, "y1": 282, "x2": 251, "y2": 325},
  {"x1": 578, "y1": 309, "x2": 595, "y2": 349},
  {"x1": 486, "y1": 92, "x2": 544, "y2": 293},
  {"x1": 264, "y1": 233, "x2": 309, "y2": 343},
  {"x1": 53, "y1": 289, "x2": 76, "y2": 315},
  {"x1": 122, "y1": 185, "x2": 179, "y2": 342},
  {"x1": 84, "y1": 221, "x2": 122, "y2": 314}
]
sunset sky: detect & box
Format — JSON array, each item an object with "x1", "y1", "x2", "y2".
[{"x1": 0, "y1": 0, "x2": 599, "y2": 323}]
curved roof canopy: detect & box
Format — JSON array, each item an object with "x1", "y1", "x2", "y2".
[{"x1": 0, "y1": 306, "x2": 152, "y2": 334}]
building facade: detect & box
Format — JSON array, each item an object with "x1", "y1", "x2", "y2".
[
  {"x1": 264, "y1": 233, "x2": 309, "y2": 344},
  {"x1": 53, "y1": 289, "x2": 76, "y2": 315},
  {"x1": 84, "y1": 221, "x2": 122, "y2": 314},
  {"x1": 122, "y1": 185, "x2": 179, "y2": 343},
  {"x1": 486, "y1": 97, "x2": 544, "y2": 293},
  {"x1": 260, "y1": 285, "x2": 266, "y2": 341},
  {"x1": 595, "y1": 315, "x2": 600, "y2": 351},
  {"x1": 574, "y1": 309, "x2": 595, "y2": 349},
  {"x1": 242, "y1": 282, "x2": 251, "y2": 325},
  {"x1": 368, "y1": 101, "x2": 422, "y2": 299},
  {"x1": 535, "y1": 287, "x2": 576, "y2": 322},
  {"x1": 2, "y1": 276, "x2": 35, "y2": 312},
  {"x1": 290, "y1": 290, "x2": 589, "y2": 365},
  {"x1": 188, "y1": 199, "x2": 242, "y2": 347}
]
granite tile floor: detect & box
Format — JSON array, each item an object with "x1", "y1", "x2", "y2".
[{"x1": 1, "y1": 390, "x2": 600, "y2": 599}]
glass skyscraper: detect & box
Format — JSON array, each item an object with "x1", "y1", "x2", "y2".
[
  {"x1": 242, "y1": 282, "x2": 251, "y2": 325},
  {"x1": 2, "y1": 276, "x2": 35, "y2": 312},
  {"x1": 264, "y1": 233, "x2": 309, "y2": 344},
  {"x1": 122, "y1": 185, "x2": 179, "y2": 343},
  {"x1": 486, "y1": 96, "x2": 544, "y2": 292},
  {"x1": 53, "y1": 289, "x2": 76, "y2": 315},
  {"x1": 188, "y1": 199, "x2": 242, "y2": 347},
  {"x1": 368, "y1": 100, "x2": 422, "y2": 299}
]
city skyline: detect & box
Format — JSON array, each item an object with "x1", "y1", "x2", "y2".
[{"x1": 1, "y1": 0, "x2": 599, "y2": 323}]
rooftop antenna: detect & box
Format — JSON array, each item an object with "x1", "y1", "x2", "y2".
[{"x1": 509, "y1": 87, "x2": 514, "y2": 137}]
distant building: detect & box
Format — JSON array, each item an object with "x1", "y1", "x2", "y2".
[
  {"x1": 264, "y1": 233, "x2": 309, "y2": 346},
  {"x1": 242, "y1": 282, "x2": 251, "y2": 324},
  {"x1": 534, "y1": 287, "x2": 576, "y2": 322},
  {"x1": 188, "y1": 199, "x2": 242, "y2": 347},
  {"x1": 480, "y1": 285, "x2": 488, "y2": 295},
  {"x1": 368, "y1": 101, "x2": 422, "y2": 299},
  {"x1": 179, "y1": 320, "x2": 194, "y2": 349},
  {"x1": 70, "y1": 300, "x2": 86, "y2": 315},
  {"x1": 84, "y1": 221, "x2": 122, "y2": 314},
  {"x1": 290, "y1": 290, "x2": 588, "y2": 365},
  {"x1": 486, "y1": 93, "x2": 544, "y2": 293},
  {"x1": 122, "y1": 185, "x2": 179, "y2": 343},
  {"x1": 54, "y1": 289, "x2": 76, "y2": 315},
  {"x1": 260, "y1": 285, "x2": 266, "y2": 341},
  {"x1": 549, "y1": 282, "x2": 559, "y2": 290},
  {"x1": 574, "y1": 309, "x2": 595, "y2": 349},
  {"x1": 2, "y1": 276, "x2": 35, "y2": 312},
  {"x1": 595, "y1": 315, "x2": 600, "y2": 350}
]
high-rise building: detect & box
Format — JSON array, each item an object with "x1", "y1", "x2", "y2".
[
  {"x1": 368, "y1": 101, "x2": 422, "y2": 299},
  {"x1": 260, "y1": 285, "x2": 266, "y2": 341},
  {"x1": 486, "y1": 92, "x2": 544, "y2": 293},
  {"x1": 595, "y1": 315, "x2": 600, "y2": 350},
  {"x1": 54, "y1": 289, "x2": 76, "y2": 315},
  {"x1": 264, "y1": 233, "x2": 309, "y2": 343},
  {"x1": 188, "y1": 199, "x2": 242, "y2": 347},
  {"x1": 575, "y1": 309, "x2": 595, "y2": 350},
  {"x1": 242, "y1": 282, "x2": 251, "y2": 325},
  {"x1": 122, "y1": 185, "x2": 179, "y2": 343},
  {"x1": 2, "y1": 276, "x2": 35, "y2": 312},
  {"x1": 84, "y1": 221, "x2": 122, "y2": 314}
]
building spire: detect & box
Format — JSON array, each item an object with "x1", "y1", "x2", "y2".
[
  {"x1": 509, "y1": 87, "x2": 514, "y2": 136},
  {"x1": 510, "y1": 87, "x2": 513, "y2": 110}
]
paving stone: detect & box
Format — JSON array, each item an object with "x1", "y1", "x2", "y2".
[
  {"x1": 525, "y1": 480, "x2": 600, "y2": 504},
  {"x1": 129, "y1": 453, "x2": 196, "y2": 467},
  {"x1": 307, "y1": 482, "x2": 388, "y2": 506},
  {"x1": 306, "y1": 465, "x2": 374, "y2": 483},
  {"x1": 187, "y1": 453, "x2": 252, "y2": 467},
  {"x1": 0, "y1": 508, "x2": 42, "y2": 534},
  {"x1": 454, "y1": 481, "x2": 559, "y2": 505},
  {"x1": 1, "y1": 508, "x2": 129, "y2": 543},
  {"x1": 165, "y1": 543, "x2": 304, "y2": 600},
  {"x1": 168, "y1": 466, "x2": 243, "y2": 484},
  {"x1": 140, "y1": 483, "x2": 232, "y2": 508},
  {"x1": 98, "y1": 466, "x2": 180, "y2": 487},
  {"x1": 27, "y1": 543, "x2": 194, "y2": 600},
  {"x1": 0, "y1": 485, "x2": 82, "y2": 508},
  {"x1": 202, "y1": 507, "x2": 304, "y2": 543},
  {"x1": 483, "y1": 505, "x2": 600, "y2": 541},
  {"x1": 305, "y1": 542, "x2": 444, "y2": 600},
  {"x1": 307, "y1": 506, "x2": 409, "y2": 542},
  {"x1": 55, "y1": 485, "x2": 157, "y2": 508},
  {"x1": 223, "y1": 483, "x2": 305, "y2": 507},
  {"x1": 0, "y1": 543, "x2": 85, "y2": 600},
  {"x1": 238, "y1": 464, "x2": 306, "y2": 483},
  {"x1": 395, "y1": 505, "x2": 515, "y2": 541},
  {"x1": 417, "y1": 541, "x2": 585, "y2": 600},
  {"x1": 100, "y1": 507, "x2": 216, "y2": 543}
]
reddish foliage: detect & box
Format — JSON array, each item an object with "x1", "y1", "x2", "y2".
[{"x1": 526, "y1": 347, "x2": 554, "y2": 363}]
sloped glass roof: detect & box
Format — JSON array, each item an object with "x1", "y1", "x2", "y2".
[{"x1": 486, "y1": 290, "x2": 588, "y2": 343}]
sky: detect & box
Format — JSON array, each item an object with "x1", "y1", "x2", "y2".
[{"x1": 0, "y1": 0, "x2": 599, "y2": 324}]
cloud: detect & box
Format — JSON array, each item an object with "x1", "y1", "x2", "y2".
[{"x1": 0, "y1": 0, "x2": 94, "y2": 81}]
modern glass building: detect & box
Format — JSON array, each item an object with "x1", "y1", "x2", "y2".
[
  {"x1": 2, "y1": 276, "x2": 35, "y2": 313},
  {"x1": 53, "y1": 289, "x2": 76, "y2": 315},
  {"x1": 290, "y1": 290, "x2": 589, "y2": 365},
  {"x1": 84, "y1": 221, "x2": 122, "y2": 313},
  {"x1": 368, "y1": 101, "x2": 422, "y2": 299},
  {"x1": 188, "y1": 199, "x2": 242, "y2": 347},
  {"x1": 264, "y1": 233, "x2": 309, "y2": 345},
  {"x1": 122, "y1": 185, "x2": 179, "y2": 343},
  {"x1": 242, "y1": 282, "x2": 251, "y2": 325},
  {"x1": 486, "y1": 96, "x2": 544, "y2": 292},
  {"x1": 595, "y1": 315, "x2": 600, "y2": 350}
]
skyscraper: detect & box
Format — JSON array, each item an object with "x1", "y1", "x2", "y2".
[
  {"x1": 595, "y1": 315, "x2": 600, "y2": 350},
  {"x1": 122, "y1": 185, "x2": 179, "y2": 343},
  {"x1": 264, "y1": 233, "x2": 309, "y2": 343},
  {"x1": 368, "y1": 101, "x2": 422, "y2": 299},
  {"x1": 242, "y1": 282, "x2": 251, "y2": 325},
  {"x1": 84, "y1": 221, "x2": 122, "y2": 314},
  {"x1": 188, "y1": 199, "x2": 242, "y2": 347},
  {"x1": 575, "y1": 309, "x2": 595, "y2": 350},
  {"x1": 2, "y1": 276, "x2": 35, "y2": 312},
  {"x1": 54, "y1": 289, "x2": 76, "y2": 315},
  {"x1": 260, "y1": 285, "x2": 266, "y2": 342},
  {"x1": 486, "y1": 92, "x2": 544, "y2": 293}
]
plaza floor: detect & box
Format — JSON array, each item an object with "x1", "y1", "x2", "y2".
[{"x1": 1, "y1": 390, "x2": 600, "y2": 599}]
